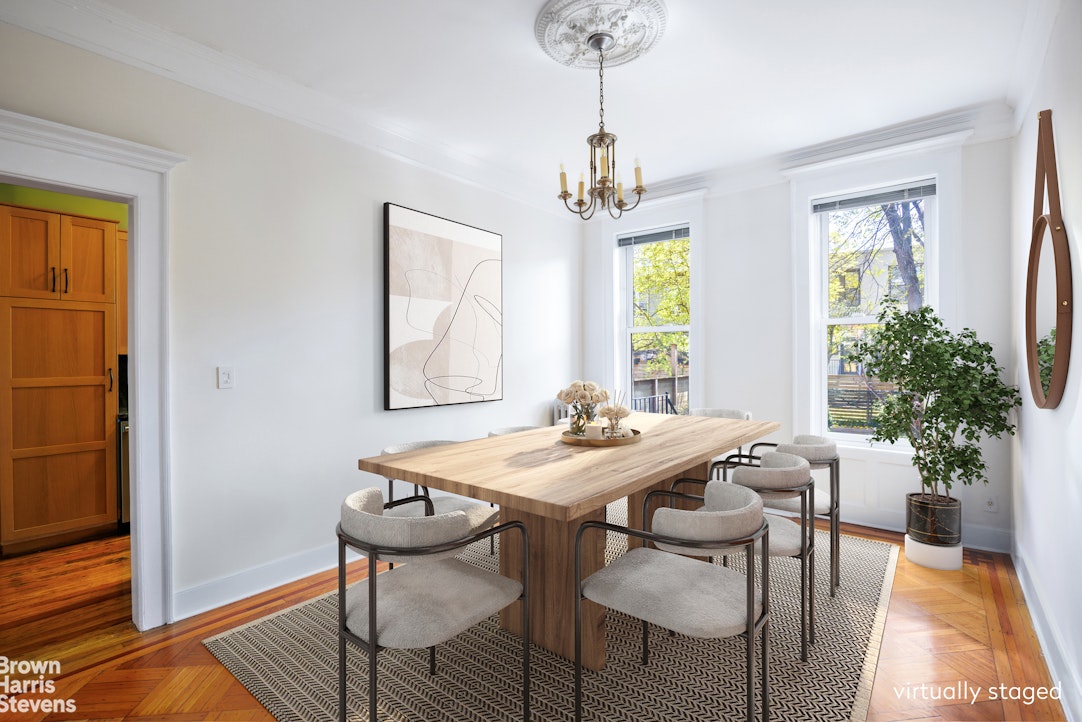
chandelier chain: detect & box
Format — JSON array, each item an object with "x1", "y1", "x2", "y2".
[{"x1": 597, "y1": 50, "x2": 605, "y2": 131}]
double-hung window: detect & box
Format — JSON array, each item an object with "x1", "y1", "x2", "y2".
[
  {"x1": 618, "y1": 226, "x2": 690, "y2": 413},
  {"x1": 814, "y1": 181, "x2": 936, "y2": 435}
]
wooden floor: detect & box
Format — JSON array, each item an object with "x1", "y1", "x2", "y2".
[{"x1": 0, "y1": 524, "x2": 1065, "y2": 722}]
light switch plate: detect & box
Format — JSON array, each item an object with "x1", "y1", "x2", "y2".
[{"x1": 217, "y1": 366, "x2": 235, "y2": 389}]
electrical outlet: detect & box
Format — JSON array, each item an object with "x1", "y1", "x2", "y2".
[
  {"x1": 983, "y1": 494, "x2": 999, "y2": 513},
  {"x1": 216, "y1": 366, "x2": 235, "y2": 389}
]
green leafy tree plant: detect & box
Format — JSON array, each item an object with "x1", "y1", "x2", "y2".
[{"x1": 851, "y1": 306, "x2": 1021, "y2": 500}]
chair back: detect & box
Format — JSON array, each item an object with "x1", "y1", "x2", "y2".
[
  {"x1": 690, "y1": 407, "x2": 752, "y2": 420},
  {"x1": 341, "y1": 488, "x2": 469, "y2": 563},
  {"x1": 731, "y1": 451, "x2": 810, "y2": 491},
  {"x1": 488, "y1": 426, "x2": 540, "y2": 436},
  {"x1": 776, "y1": 434, "x2": 838, "y2": 463},
  {"x1": 381, "y1": 439, "x2": 456, "y2": 455},
  {"x1": 652, "y1": 481, "x2": 763, "y2": 556}
]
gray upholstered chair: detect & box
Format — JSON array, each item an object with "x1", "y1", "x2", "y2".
[
  {"x1": 751, "y1": 435, "x2": 840, "y2": 596},
  {"x1": 488, "y1": 426, "x2": 541, "y2": 436},
  {"x1": 337, "y1": 487, "x2": 530, "y2": 722},
  {"x1": 574, "y1": 481, "x2": 769, "y2": 722},
  {"x1": 701, "y1": 450, "x2": 816, "y2": 662},
  {"x1": 691, "y1": 407, "x2": 754, "y2": 455},
  {"x1": 380, "y1": 441, "x2": 500, "y2": 536},
  {"x1": 690, "y1": 407, "x2": 752, "y2": 420}
]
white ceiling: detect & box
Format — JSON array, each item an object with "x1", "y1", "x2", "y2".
[{"x1": 0, "y1": 0, "x2": 1055, "y2": 211}]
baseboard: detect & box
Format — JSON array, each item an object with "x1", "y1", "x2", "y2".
[
  {"x1": 841, "y1": 505, "x2": 1011, "y2": 553},
  {"x1": 172, "y1": 541, "x2": 339, "y2": 621},
  {"x1": 1013, "y1": 552, "x2": 1081, "y2": 722}
]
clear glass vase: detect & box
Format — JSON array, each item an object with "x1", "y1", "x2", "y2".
[{"x1": 569, "y1": 404, "x2": 597, "y2": 435}]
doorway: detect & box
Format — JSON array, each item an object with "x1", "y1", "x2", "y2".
[
  {"x1": 0, "y1": 107, "x2": 183, "y2": 630},
  {"x1": 0, "y1": 186, "x2": 130, "y2": 558}
]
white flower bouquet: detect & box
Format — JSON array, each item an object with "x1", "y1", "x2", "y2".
[{"x1": 556, "y1": 380, "x2": 610, "y2": 435}]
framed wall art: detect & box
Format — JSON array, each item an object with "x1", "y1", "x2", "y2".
[{"x1": 384, "y1": 203, "x2": 503, "y2": 410}]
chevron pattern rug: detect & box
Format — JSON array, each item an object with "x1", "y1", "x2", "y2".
[{"x1": 205, "y1": 504, "x2": 897, "y2": 722}]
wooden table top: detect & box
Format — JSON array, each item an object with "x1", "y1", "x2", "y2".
[{"x1": 358, "y1": 412, "x2": 780, "y2": 522}]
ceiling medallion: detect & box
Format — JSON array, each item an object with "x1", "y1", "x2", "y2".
[{"x1": 535, "y1": 0, "x2": 668, "y2": 69}]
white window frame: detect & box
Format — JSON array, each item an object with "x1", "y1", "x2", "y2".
[
  {"x1": 619, "y1": 226, "x2": 691, "y2": 408},
  {"x1": 586, "y1": 191, "x2": 705, "y2": 409},
  {"x1": 815, "y1": 186, "x2": 938, "y2": 437},
  {"x1": 789, "y1": 143, "x2": 962, "y2": 448}
]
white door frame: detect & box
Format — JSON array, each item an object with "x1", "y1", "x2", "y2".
[{"x1": 0, "y1": 108, "x2": 183, "y2": 629}]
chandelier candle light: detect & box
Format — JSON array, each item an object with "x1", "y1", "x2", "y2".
[{"x1": 558, "y1": 31, "x2": 646, "y2": 220}]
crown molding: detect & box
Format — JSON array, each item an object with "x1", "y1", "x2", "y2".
[
  {"x1": 0, "y1": 0, "x2": 543, "y2": 205},
  {"x1": 780, "y1": 103, "x2": 1016, "y2": 176}
]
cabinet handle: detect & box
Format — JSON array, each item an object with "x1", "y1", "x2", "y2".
[
  {"x1": 63, "y1": 268, "x2": 70, "y2": 294},
  {"x1": 108, "y1": 368, "x2": 114, "y2": 392},
  {"x1": 51, "y1": 266, "x2": 57, "y2": 293}
]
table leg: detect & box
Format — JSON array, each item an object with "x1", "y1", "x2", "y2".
[{"x1": 499, "y1": 505, "x2": 607, "y2": 671}]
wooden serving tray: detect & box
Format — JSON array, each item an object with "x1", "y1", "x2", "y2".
[{"x1": 560, "y1": 429, "x2": 642, "y2": 447}]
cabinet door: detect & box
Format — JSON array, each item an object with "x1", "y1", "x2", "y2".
[
  {"x1": 61, "y1": 215, "x2": 116, "y2": 303},
  {"x1": 0, "y1": 299, "x2": 117, "y2": 548},
  {"x1": 0, "y1": 204, "x2": 61, "y2": 299}
]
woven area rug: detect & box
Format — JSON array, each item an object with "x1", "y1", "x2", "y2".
[{"x1": 206, "y1": 503, "x2": 897, "y2": 722}]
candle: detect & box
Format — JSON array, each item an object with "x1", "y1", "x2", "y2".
[
  {"x1": 559, "y1": 163, "x2": 567, "y2": 193},
  {"x1": 617, "y1": 178, "x2": 624, "y2": 201},
  {"x1": 585, "y1": 423, "x2": 603, "y2": 439},
  {"x1": 634, "y1": 158, "x2": 643, "y2": 188},
  {"x1": 577, "y1": 173, "x2": 585, "y2": 202},
  {"x1": 599, "y1": 152, "x2": 608, "y2": 178}
]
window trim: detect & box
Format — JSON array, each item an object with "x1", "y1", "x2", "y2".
[
  {"x1": 620, "y1": 225, "x2": 691, "y2": 408},
  {"x1": 789, "y1": 145, "x2": 961, "y2": 448},
  {"x1": 818, "y1": 189, "x2": 936, "y2": 436},
  {"x1": 589, "y1": 190, "x2": 705, "y2": 410}
]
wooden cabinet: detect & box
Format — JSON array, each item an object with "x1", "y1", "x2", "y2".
[
  {"x1": 0, "y1": 202, "x2": 120, "y2": 554},
  {"x1": 0, "y1": 203, "x2": 116, "y2": 303},
  {"x1": 0, "y1": 299, "x2": 118, "y2": 552}
]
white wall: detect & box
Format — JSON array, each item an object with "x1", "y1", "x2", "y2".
[
  {"x1": 1010, "y1": 0, "x2": 1082, "y2": 717},
  {"x1": 700, "y1": 183, "x2": 794, "y2": 435},
  {"x1": 0, "y1": 23, "x2": 582, "y2": 618}
]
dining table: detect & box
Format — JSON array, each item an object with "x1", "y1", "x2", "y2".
[{"x1": 357, "y1": 411, "x2": 779, "y2": 671}]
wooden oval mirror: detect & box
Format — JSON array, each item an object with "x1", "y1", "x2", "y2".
[{"x1": 1025, "y1": 110, "x2": 1073, "y2": 409}]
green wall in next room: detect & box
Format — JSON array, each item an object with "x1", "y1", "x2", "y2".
[{"x1": 0, "y1": 183, "x2": 128, "y2": 230}]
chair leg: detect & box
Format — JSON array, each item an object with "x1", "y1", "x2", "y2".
[
  {"x1": 338, "y1": 540, "x2": 348, "y2": 722},
  {"x1": 809, "y1": 483, "x2": 816, "y2": 648},
  {"x1": 762, "y1": 619, "x2": 770, "y2": 722},
  {"x1": 641, "y1": 619, "x2": 650, "y2": 665},
  {"x1": 338, "y1": 634, "x2": 347, "y2": 722},
  {"x1": 746, "y1": 625, "x2": 754, "y2": 722},
  {"x1": 745, "y1": 544, "x2": 756, "y2": 722},
  {"x1": 830, "y1": 458, "x2": 840, "y2": 595},
  {"x1": 574, "y1": 590, "x2": 583, "y2": 722},
  {"x1": 429, "y1": 646, "x2": 437, "y2": 675},
  {"x1": 522, "y1": 584, "x2": 530, "y2": 722},
  {"x1": 368, "y1": 644, "x2": 377, "y2": 722}
]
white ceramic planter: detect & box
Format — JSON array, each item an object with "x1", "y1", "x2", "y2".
[{"x1": 904, "y1": 534, "x2": 962, "y2": 570}]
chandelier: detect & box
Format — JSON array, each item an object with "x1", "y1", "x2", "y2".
[{"x1": 558, "y1": 31, "x2": 645, "y2": 220}]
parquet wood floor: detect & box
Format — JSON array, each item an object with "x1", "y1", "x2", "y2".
[{"x1": 0, "y1": 524, "x2": 1066, "y2": 721}]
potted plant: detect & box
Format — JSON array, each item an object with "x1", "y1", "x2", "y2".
[{"x1": 852, "y1": 306, "x2": 1021, "y2": 548}]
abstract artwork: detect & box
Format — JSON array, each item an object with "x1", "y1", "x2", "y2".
[{"x1": 384, "y1": 203, "x2": 502, "y2": 409}]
